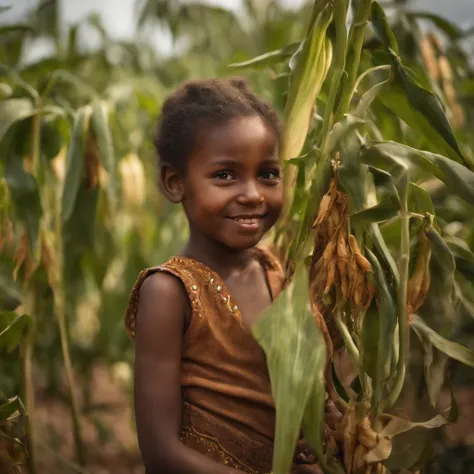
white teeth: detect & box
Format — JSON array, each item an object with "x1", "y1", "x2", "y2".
[{"x1": 234, "y1": 217, "x2": 259, "y2": 224}]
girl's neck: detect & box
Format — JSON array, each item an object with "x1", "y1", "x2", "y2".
[{"x1": 181, "y1": 229, "x2": 256, "y2": 279}]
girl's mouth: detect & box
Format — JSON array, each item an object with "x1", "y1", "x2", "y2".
[{"x1": 227, "y1": 214, "x2": 267, "y2": 231}]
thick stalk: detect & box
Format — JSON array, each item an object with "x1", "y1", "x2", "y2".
[
  {"x1": 334, "y1": 0, "x2": 373, "y2": 122},
  {"x1": 387, "y1": 208, "x2": 410, "y2": 408},
  {"x1": 54, "y1": 201, "x2": 85, "y2": 465}
]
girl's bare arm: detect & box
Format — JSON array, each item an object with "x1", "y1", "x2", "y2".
[{"x1": 134, "y1": 271, "x2": 241, "y2": 474}]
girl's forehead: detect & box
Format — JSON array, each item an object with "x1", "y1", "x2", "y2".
[{"x1": 199, "y1": 116, "x2": 278, "y2": 155}]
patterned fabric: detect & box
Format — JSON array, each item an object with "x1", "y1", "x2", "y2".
[{"x1": 125, "y1": 246, "x2": 286, "y2": 473}]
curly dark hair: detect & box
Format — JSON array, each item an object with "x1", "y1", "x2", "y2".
[{"x1": 154, "y1": 77, "x2": 282, "y2": 172}]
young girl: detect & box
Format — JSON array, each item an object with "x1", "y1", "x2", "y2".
[{"x1": 124, "y1": 78, "x2": 325, "y2": 474}]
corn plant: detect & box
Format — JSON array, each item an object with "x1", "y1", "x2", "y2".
[{"x1": 235, "y1": 1, "x2": 474, "y2": 473}]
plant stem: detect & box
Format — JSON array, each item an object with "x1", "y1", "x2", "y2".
[
  {"x1": 334, "y1": 0, "x2": 374, "y2": 122},
  {"x1": 333, "y1": 309, "x2": 360, "y2": 368},
  {"x1": 387, "y1": 207, "x2": 410, "y2": 408},
  {"x1": 54, "y1": 200, "x2": 85, "y2": 465}
]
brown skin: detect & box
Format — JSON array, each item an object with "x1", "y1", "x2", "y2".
[{"x1": 134, "y1": 116, "x2": 284, "y2": 473}]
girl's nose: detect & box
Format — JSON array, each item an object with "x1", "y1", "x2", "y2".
[{"x1": 236, "y1": 180, "x2": 264, "y2": 205}]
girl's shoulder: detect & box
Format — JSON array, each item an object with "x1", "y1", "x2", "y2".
[{"x1": 124, "y1": 255, "x2": 205, "y2": 340}]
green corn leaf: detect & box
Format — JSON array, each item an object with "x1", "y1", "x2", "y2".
[
  {"x1": 370, "y1": 52, "x2": 467, "y2": 165},
  {"x1": 351, "y1": 195, "x2": 399, "y2": 223},
  {"x1": 228, "y1": 43, "x2": 299, "y2": 69},
  {"x1": 408, "y1": 183, "x2": 435, "y2": 216},
  {"x1": 364, "y1": 250, "x2": 398, "y2": 413},
  {"x1": 62, "y1": 105, "x2": 92, "y2": 223},
  {"x1": 370, "y1": 2, "x2": 399, "y2": 54},
  {"x1": 0, "y1": 312, "x2": 32, "y2": 353},
  {"x1": 339, "y1": 133, "x2": 368, "y2": 212},
  {"x1": 322, "y1": 114, "x2": 365, "y2": 157},
  {"x1": 0, "y1": 98, "x2": 34, "y2": 145},
  {"x1": 412, "y1": 324, "x2": 448, "y2": 407},
  {"x1": 393, "y1": 60, "x2": 467, "y2": 166},
  {"x1": 301, "y1": 358, "x2": 328, "y2": 469},
  {"x1": 425, "y1": 228, "x2": 456, "y2": 308},
  {"x1": 91, "y1": 100, "x2": 117, "y2": 209},
  {"x1": 281, "y1": 3, "x2": 333, "y2": 163},
  {"x1": 410, "y1": 314, "x2": 474, "y2": 367},
  {"x1": 369, "y1": 2, "x2": 466, "y2": 165},
  {"x1": 91, "y1": 101, "x2": 114, "y2": 174},
  {"x1": 444, "y1": 236, "x2": 474, "y2": 278},
  {"x1": 361, "y1": 142, "x2": 474, "y2": 204},
  {"x1": 353, "y1": 75, "x2": 391, "y2": 118},
  {"x1": 252, "y1": 265, "x2": 326, "y2": 474}
]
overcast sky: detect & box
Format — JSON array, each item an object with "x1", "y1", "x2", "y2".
[{"x1": 1, "y1": 0, "x2": 473, "y2": 61}]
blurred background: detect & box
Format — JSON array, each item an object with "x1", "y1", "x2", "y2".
[{"x1": 1, "y1": 1, "x2": 474, "y2": 473}]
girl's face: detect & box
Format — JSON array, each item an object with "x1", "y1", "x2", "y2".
[{"x1": 180, "y1": 115, "x2": 283, "y2": 250}]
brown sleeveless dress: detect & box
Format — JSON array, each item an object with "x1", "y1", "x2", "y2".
[{"x1": 125, "y1": 247, "x2": 311, "y2": 473}]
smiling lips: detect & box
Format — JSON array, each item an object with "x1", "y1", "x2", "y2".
[{"x1": 227, "y1": 214, "x2": 267, "y2": 231}]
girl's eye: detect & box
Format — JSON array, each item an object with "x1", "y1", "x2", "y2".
[
  {"x1": 213, "y1": 171, "x2": 235, "y2": 181},
  {"x1": 259, "y1": 169, "x2": 280, "y2": 181}
]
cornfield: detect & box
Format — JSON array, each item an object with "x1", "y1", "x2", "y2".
[{"x1": 1, "y1": 1, "x2": 474, "y2": 473}]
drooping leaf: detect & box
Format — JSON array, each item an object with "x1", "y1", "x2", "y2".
[
  {"x1": 370, "y1": 2, "x2": 399, "y2": 54},
  {"x1": 381, "y1": 413, "x2": 449, "y2": 438},
  {"x1": 412, "y1": 327, "x2": 448, "y2": 407},
  {"x1": 351, "y1": 195, "x2": 399, "y2": 223},
  {"x1": 228, "y1": 43, "x2": 299, "y2": 69},
  {"x1": 0, "y1": 312, "x2": 32, "y2": 353},
  {"x1": 368, "y1": 6, "x2": 466, "y2": 163},
  {"x1": 62, "y1": 105, "x2": 92, "y2": 222},
  {"x1": 353, "y1": 75, "x2": 391, "y2": 118},
  {"x1": 252, "y1": 265, "x2": 327, "y2": 474},
  {"x1": 408, "y1": 182, "x2": 435, "y2": 216},
  {"x1": 0, "y1": 98, "x2": 34, "y2": 145},
  {"x1": 361, "y1": 142, "x2": 474, "y2": 204},
  {"x1": 410, "y1": 314, "x2": 474, "y2": 367},
  {"x1": 369, "y1": 51, "x2": 468, "y2": 165},
  {"x1": 444, "y1": 236, "x2": 474, "y2": 279}
]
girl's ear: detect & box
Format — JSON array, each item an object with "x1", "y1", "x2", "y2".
[{"x1": 159, "y1": 164, "x2": 184, "y2": 203}]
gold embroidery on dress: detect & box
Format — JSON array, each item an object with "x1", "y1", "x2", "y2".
[{"x1": 180, "y1": 426, "x2": 259, "y2": 473}]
